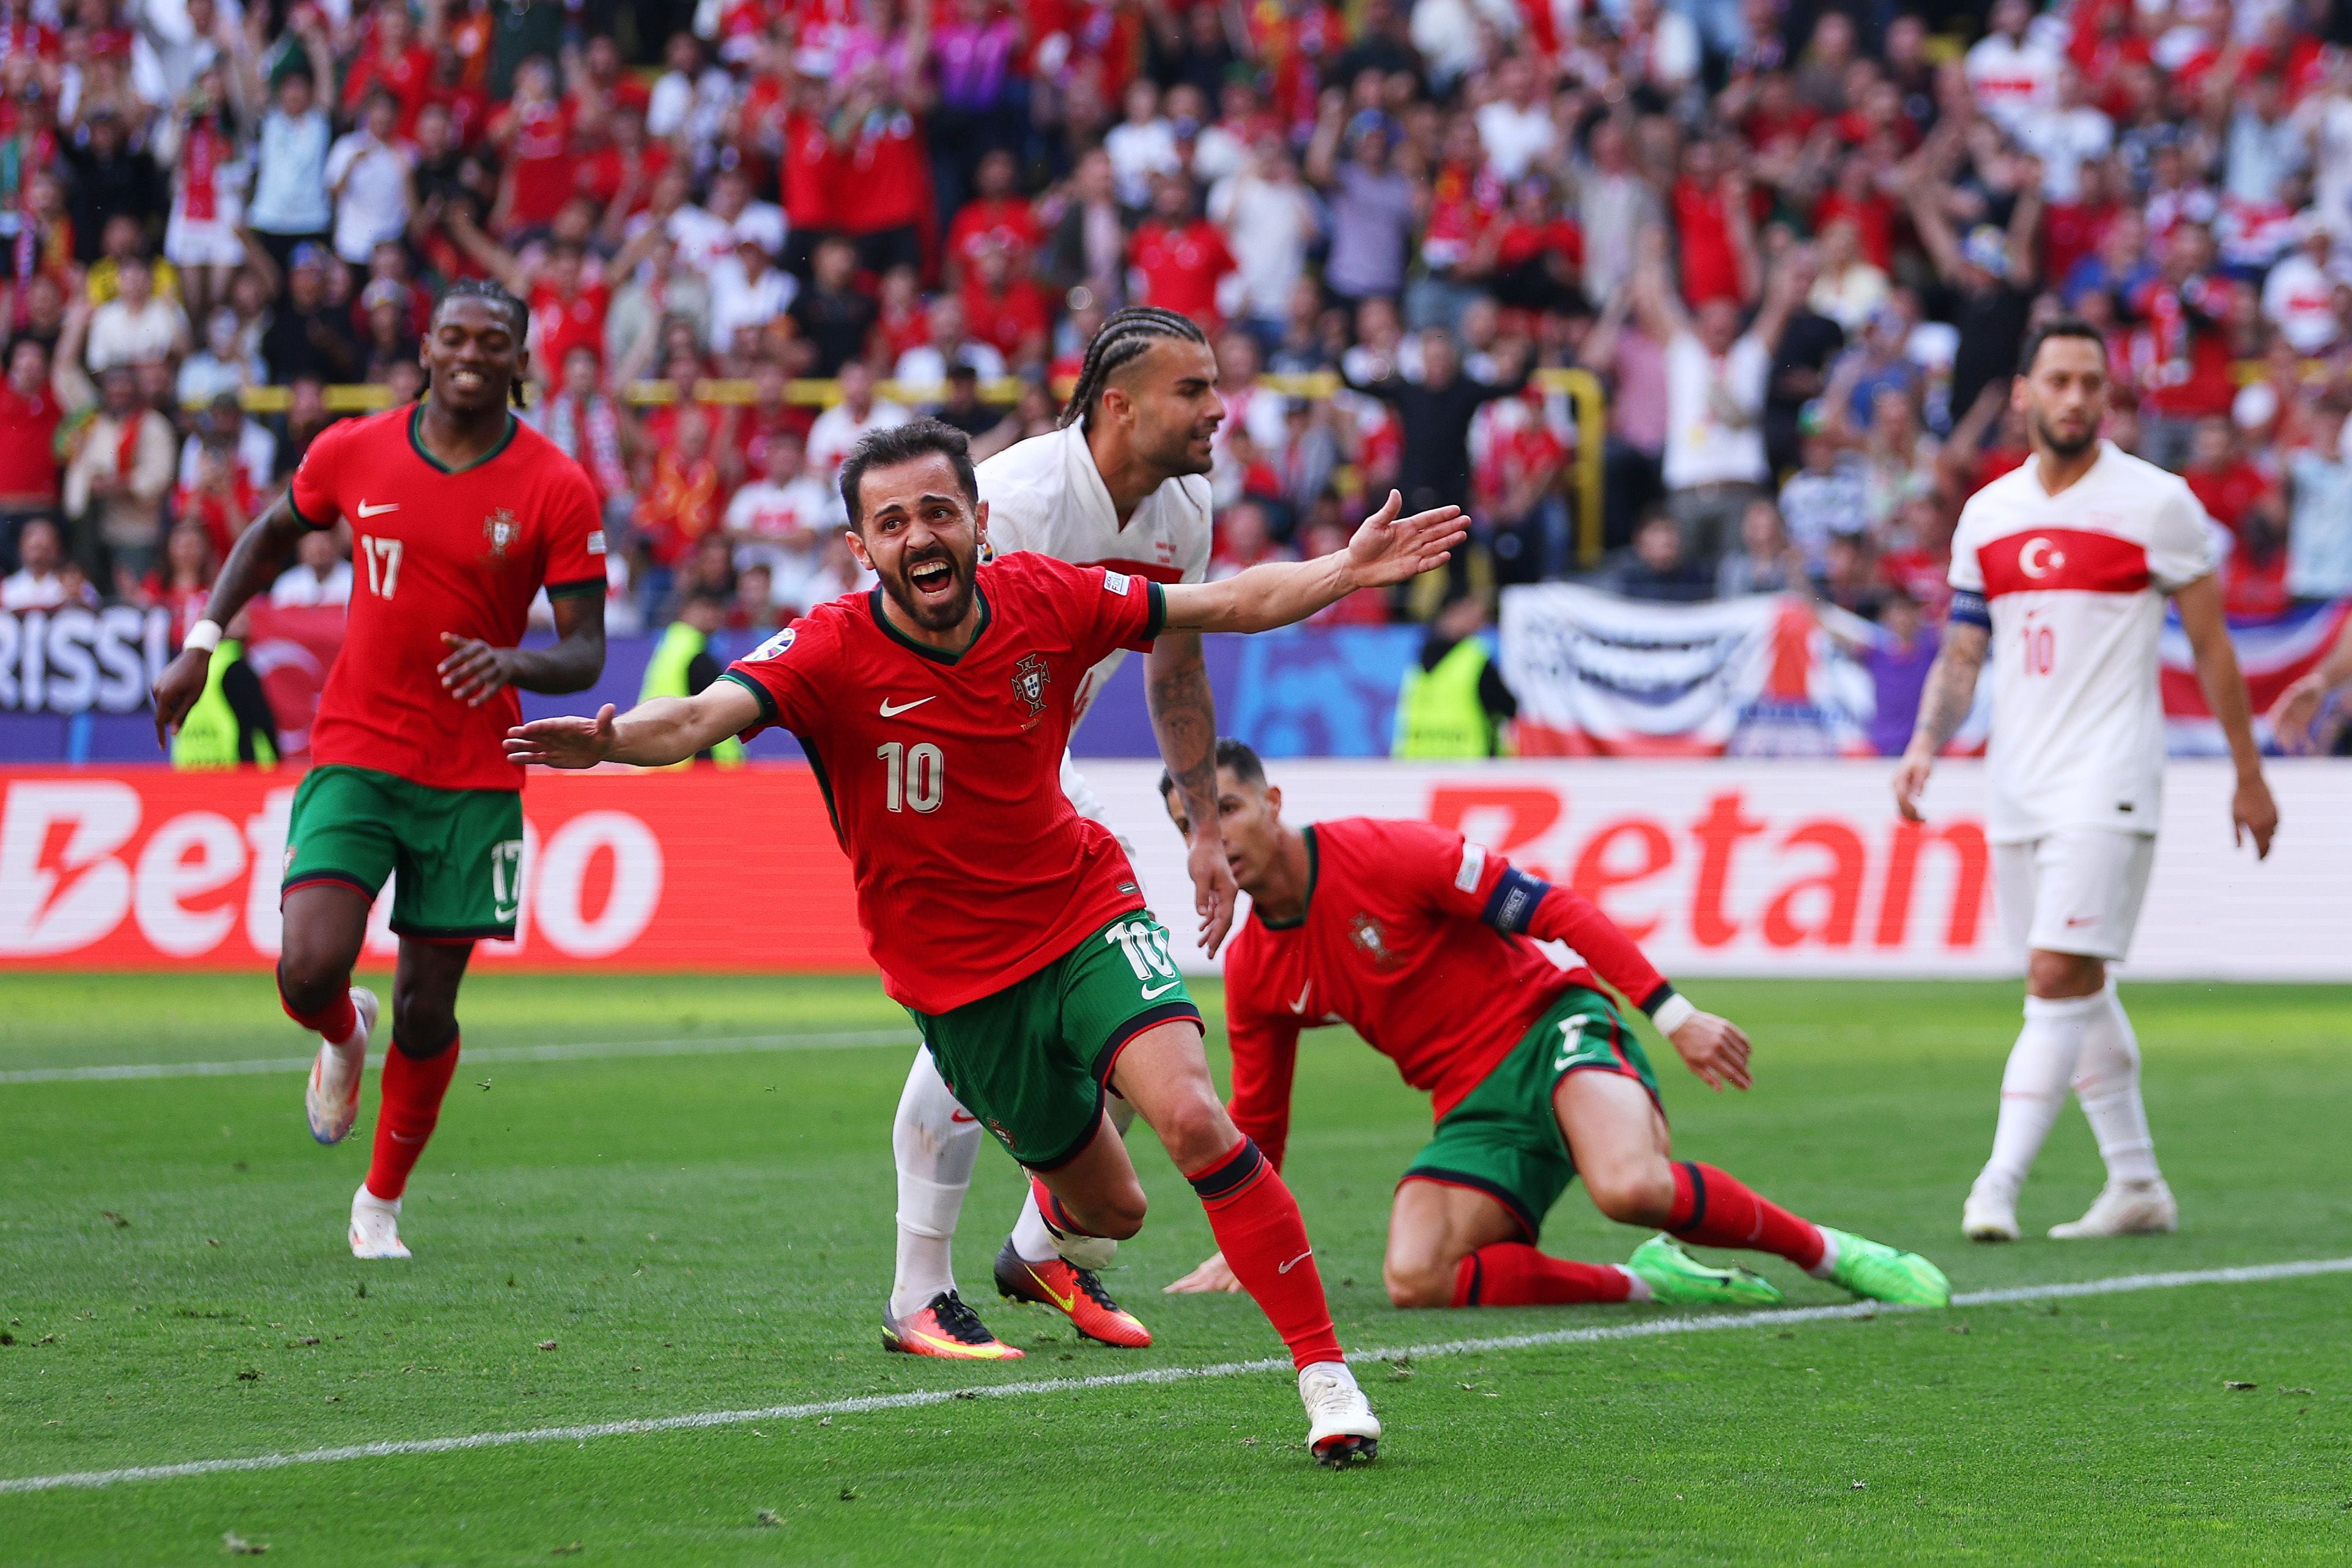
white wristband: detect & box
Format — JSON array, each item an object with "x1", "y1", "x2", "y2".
[
  {"x1": 184, "y1": 619, "x2": 224, "y2": 654},
  {"x1": 1651, "y1": 993, "x2": 1696, "y2": 1036}
]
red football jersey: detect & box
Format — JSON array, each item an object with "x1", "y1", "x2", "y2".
[
  {"x1": 1221, "y1": 818, "x2": 1670, "y2": 1169},
  {"x1": 290, "y1": 405, "x2": 606, "y2": 791},
  {"x1": 723, "y1": 552, "x2": 1165, "y2": 1013}
]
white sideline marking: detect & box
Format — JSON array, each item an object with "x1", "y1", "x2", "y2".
[
  {"x1": 0, "y1": 1030, "x2": 919, "y2": 1085},
  {"x1": 4, "y1": 1255, "x2": 2346, "y2": 1496}
]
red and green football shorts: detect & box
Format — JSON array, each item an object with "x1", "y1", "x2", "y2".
[
  {"x1": 1400, "y1": 983, "x2": 1663, "y2": 1240},
  {"x1": 906, "y1": 911, "x2": 1202, "y2": 1170},
  {"x1": 282, "y1": 764, "x2": 526, "y2": 940}
]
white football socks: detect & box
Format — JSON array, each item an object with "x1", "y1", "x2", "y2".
[
  {"x1": 889, "y1": 1047, "x2": 982, "y2": 1321},
  {"x1": 2072, "y1": 982, "x2": 2162, "y2": 1187},
  {"x1": 1978, "y1": 990, "x2": 2102, "y2": 1197}
]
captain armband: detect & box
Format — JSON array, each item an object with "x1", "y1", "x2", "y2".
[
  {"x1": 1948, "y1": 589, "x2": 1991, "y2": 630},
  {"x1": 1479, "y1": 867, "x2": 1550, "y2": 935}
]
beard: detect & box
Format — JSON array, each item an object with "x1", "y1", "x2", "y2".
[
  {"x1": 882, "y1": 541, "x2": 978, "y2": 631},
  {"x1": 1144, "y1": 420, "x2": 1218, "y2": 479},
  {"x1": 2033, "y1": 410, "x2": 2099, "y2": 459}
]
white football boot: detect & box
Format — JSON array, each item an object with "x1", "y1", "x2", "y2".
[
  {"x1": 2049, "y1": 1179, "x2": 2177, "y2": 1240},
  {"x1": 305, "y1": 987, "x2": 379, "y2": 1145},
  {"x1": 1299, "y1": 1361, "x2": 1380, "y2": 1466},
  {"x1": 349, "y1": 1184, "x2": 411, "y2": 1260},
  {"x1": 1961, "y1": 1176, "x2": 2020, "y2": 1243}
]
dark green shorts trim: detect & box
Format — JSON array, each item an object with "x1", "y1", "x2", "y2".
[
  {"x1": 911, "y1": 910, "x2": 1202, "y2": 1170},
  {"x1": 1400, "y1": 984, "x2": 1663, "y2": 1241}
]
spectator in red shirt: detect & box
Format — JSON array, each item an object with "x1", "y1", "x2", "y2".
[
  {"x1": 490, "y1": 57, "x2": 576, "y2": 238},
  {"x1": 944, "y1": 149, "x2": 1043, "y2": 288},
  {"x1": 341, "y1": 0, "x2": 435, "y2": 139},
  {"x1": 2183, "y1": 417, "x2": 2278, "y2": 541},
  {"x1": 834, "y1": 69, "x2": 933, "y2": 279},
  {"x1": 0, "y1": 339, "x2": 63, "y2": 566},
  {"x1": 1130, "y1": 173, "x2": 1237, "y2": 327},
  {"x1": 961, "y1": 239, "x2": 1052, "y2": 366},
  {"x1": 779, "y1": 78, "x2": 841, "y2": 278},
  {"x1": 1669, "y1": 144, "x2": 1758, "y2": 308}
]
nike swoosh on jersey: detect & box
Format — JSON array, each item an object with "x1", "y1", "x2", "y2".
[
  {"x1": 356, "y1": 500, "x2": 400, "y2": 517},
  {"x1": 1276, "y1": 1249, "x2": 1312, "y2": 1274},
  {"x1": 879, "y1": 696, "x2": 935, "y2": 717},
  {"x1": 1141, "y1": 980, "x2": 1182, "y2": 999},
  {"x1": 1287, "y1": 982, "x2": 1312, "y2": 1015}
]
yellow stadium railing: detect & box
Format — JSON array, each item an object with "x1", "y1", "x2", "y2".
[{"x1": 240, "y1": 367, "x2": 1613, "y2": 566}]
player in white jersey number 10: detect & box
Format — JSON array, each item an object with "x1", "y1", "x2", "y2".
[{"x1": 1892, "y1": 320, "x2": 2278, "y2": 1244}]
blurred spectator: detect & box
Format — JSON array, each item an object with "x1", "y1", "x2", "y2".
[
  {"x1": 0, "y1": 342, "x2": 64, "y2": 567},
  {"x1": 2287, "y1": 399, "x2": 2352, "y2": 601},
  {"x1": 1210, "y1": 137, "x2": 1321, "y2": 339},
  {"x1": 1635, "y1": 232, "x2": 1797, "y2": 563},
  {"x1": 894, "y1": 297, "x2": 1008, "y2": 399},
  {"x1": 2261, "y1": 218, "x2": 2348, "y2": 355},
  {"x1": 638, "y1": 404, "x2": 727, "y2": 593},
  {"x1": 179, "y1": 394, "x2": 278, "y2": 495},
  {"x1": 724, "y1": 429, "x2": 843, "y2": 615},
  {"x1": 170, "y1": 437, "x2": 261, "y2": 564},
  {"x1": 1208, "y1": 499, "x2": 1291, "y2": 579},
  {"x1": 178, "y1": 309, "x2": 264, "y2": 406},
  {"x1": 789, "y1": 238, "x2": 880, "y2": 379},
  {"x1": 1, "y1": 518, "x2": 68, "y2": 610},
  {"x1": 1862, "y1": 589, "x2": 1940, "y2": 758},
  {"x1": 1346, "y1": 328, "x2": 1528, "y2": 519},
  {"x1": 62, "y1": 110, "x2": 166, "y2": 266},
  {"x1": 807, "y1": 361, "x2": 912, "y2": 484},
  {"x1": 1130, "y1": 174, "x2": 1237, "y2": 328},
  {"x1": 271, "y1": 527, "x2": 353, "y2": 607},
  {"x1": 148, "y1": 522, "x2": 218, "y2": 644},
  {"x1": 62, "y1": 366, "x2": 176, "y2": 596},
  {"x1": 1717, "y1": 500, "x2": 1810, "y2": 599},
  {"x1": 931, "y1": 363, "x2": 1008, "y2": 442},
  {"x1": 1606, "y1": 511, "x2": 1715, "y2": 603},
  {"x1": 325, "y1": 92, "x2": 413, "y2": 275},
  {"x1": 86, "y1": 256, "x2": 189, "y2": 371},
  {"x1": 1308, "y1": 100, "x2": 1415, "y2": 307},
  {"x1": 528, "y1": 347, "x2": 636, "y2": 523},
  {"x1": 261, "y1": 245, "x2": 360, "y2": 383},
  {"x1": 246, "y1": 50, "x2": 336, "y2": 275}
]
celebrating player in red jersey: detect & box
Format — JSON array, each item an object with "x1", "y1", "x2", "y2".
[
  {"x1": 1160, "y1": 743, "x2": 1954, "y2": 1315},
  {"x1": 508, "y1": 420, "x2": 1466, "y2": 1464},
  {"x1": 151, "y1": 281, "x2": 608, "y2": 1260}
]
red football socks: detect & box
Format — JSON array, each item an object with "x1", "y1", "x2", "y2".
[
  {"x1": 1667, "y1": 1161, "x2": 1827, "y2": 1271},
  {"x1": 1185, "y1": 1137, "x2": 1345, "y2": 1370},
  {"x1": 279, "y1": 971, "x2": 356, "y2": 1045},
  {"x1": 1451, "y1": 1244, "x2": 1633, "y2": 1307},
  {"x1": 364, "y1": 1037, "x2": 460, "y2": 1202}
]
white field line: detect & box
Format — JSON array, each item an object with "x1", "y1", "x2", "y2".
[
  {"x1": 4, "y1": 1254, "x2": 2346, "y2": 1497},
  {"x1": 0, "y1": 1030, "x2": 920, "y2": 1085}
]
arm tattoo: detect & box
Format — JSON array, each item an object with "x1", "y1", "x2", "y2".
[
  {"x1": 1147, "y1": 633, "x2": 1221, "y2": 841},
  {"x1": 1908, "y1": 623, "x2": 1989, "y2": 756}
]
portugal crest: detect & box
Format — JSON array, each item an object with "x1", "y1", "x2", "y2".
[
  {"x1": 1348, "y1": 912, "x2": 1407, "y2": 971},
  {"x1": 483, "y1": 508, "x2": 519, "y2": 560},
  {"x1": 1011, "y1": 653, "x2": 1050, "y2": 719}
]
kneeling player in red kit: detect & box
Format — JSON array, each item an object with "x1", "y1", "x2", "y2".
[{"x1": 1162, "y1": 742, "x2": 1953, "y2": 1313}]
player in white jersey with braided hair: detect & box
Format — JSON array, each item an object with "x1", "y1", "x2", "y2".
[
  {"x1": 881, "y1": 306, "x2": 1231, "y2": 1361},
  {"x1": 1895, "y1": 319, "x2": 2278, "y2": 1244}
]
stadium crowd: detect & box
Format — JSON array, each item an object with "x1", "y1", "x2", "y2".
[{"x1": 6, "y1": 0, "x2": 2352, "y2": 650}]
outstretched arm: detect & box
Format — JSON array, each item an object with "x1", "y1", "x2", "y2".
[
  {"x1": 1158, "y1": 492, "x2": 1464, "y2": 634},
  {"x1": 1147, "y1": 631, "x2": 1239, "y2": 957},
  {"x1": 1892, "y1": 619, "x2": 1990, "y2": 820},
  {"x1": 506, "y1": 681, "x2": 764, "y2": 769},
  {"x1": 2175, "y1": 573, "x2": 2279, "y2": 857},
  {"x1": 149, "y1": 493, "x2": 312, "y2": 746}
]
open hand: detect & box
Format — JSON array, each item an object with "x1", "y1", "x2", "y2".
[
  {"x1": 1670, "y1": 1010, "x2": 1753, "y2": 1093},
  {"x1": 505, "y1": 704, "x2": 619, "y2": 769},
  {"x1": 440, "y1": 633, "x2": 518, "y2": 706},
  {"x1": 2268, "y1": 673, "x2": 2328, "y2": 753},
  {"x1": 1164, "y1": 1250, "x2": 1243, "y2": 1294},
  {"x1": 1344, "y1": 490, "x2": 1466, "y2": 589}
]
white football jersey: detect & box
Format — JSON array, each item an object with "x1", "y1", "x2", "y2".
[
  {"x1": 977, "y1": 419, "x2": 1214, "y2": 724},
  {"x1": 1948, "y1": 441, "x2": 2216, "y2": 843}
]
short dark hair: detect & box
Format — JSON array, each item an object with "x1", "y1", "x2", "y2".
[
  {"x1": 837, "y1": 418, "x2": 979, "y2": 529},
  {"x1": 2018, "y1": 317, "x2": 2107, "y2": 378},
  {"x1": 1157, "y1": 737, "x2": 1267, "y2": 801}
]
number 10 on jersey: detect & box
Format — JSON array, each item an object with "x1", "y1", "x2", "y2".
[{"x1": 878, "y1": 741, "x2": 944, "y2": 813}]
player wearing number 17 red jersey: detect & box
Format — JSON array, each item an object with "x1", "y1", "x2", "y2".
[
  {"x1": 151, "y1": 282, "x2": 608, "y2": 1262},
  {"x1": 509, "y1": 418, "x2": 1470, "y2": 1463},
  {"x1": 1161, "y1": 742, "x2": 1951, "y2": 1315}
]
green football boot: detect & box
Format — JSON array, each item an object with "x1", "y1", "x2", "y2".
[
  {"x1": 1626, "y1": 1236, "x2": 1786, "y2": 1307},
  {"x1": 1819, "y1": 1227, "x2": 1953, "y2": 1307}
]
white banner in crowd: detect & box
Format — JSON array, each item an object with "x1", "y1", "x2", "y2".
[
  {"x1": 1089, "y1": 759, "x2": 2352, "y2": 983},
  {"x1": 1496, "y1": 584, "x2": 1896, "y2": 757}
]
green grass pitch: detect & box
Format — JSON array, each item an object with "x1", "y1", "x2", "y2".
[{"x1": 3, "y1": 972, "x2": 2350, "y2": 1565}]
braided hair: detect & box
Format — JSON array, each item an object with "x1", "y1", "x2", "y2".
[
  {"x1": 431, "y1": 278, "x2": 533, "y2": 407},
  {"x1": 1058, "y1": 306, "x2": 1208, "y2": 430}
]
